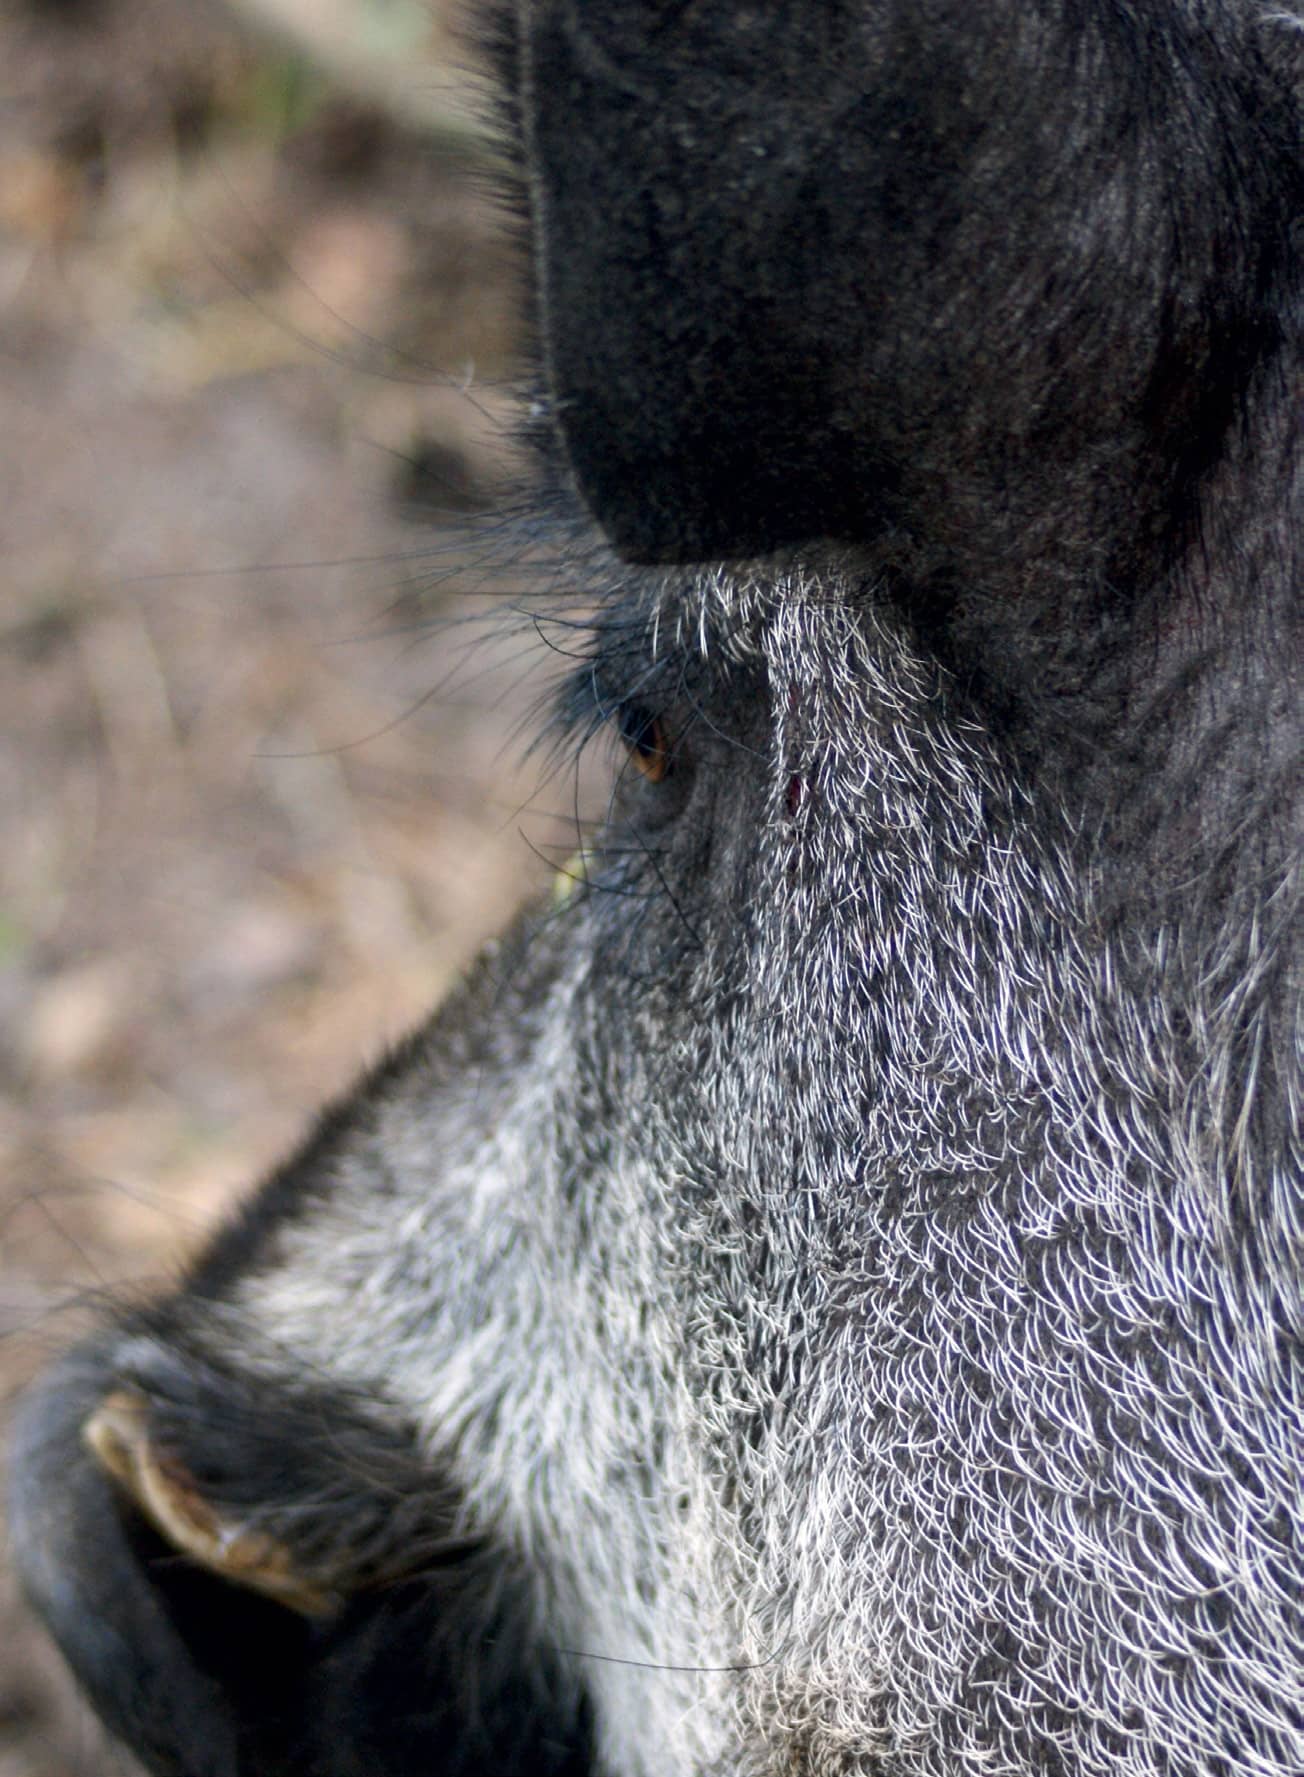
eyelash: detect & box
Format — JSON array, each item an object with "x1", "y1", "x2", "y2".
[
  {"x1": 617, "y1": 703, "x2": 670, "y2": 783},
  {"x1": 551, "y1": 662, "x2": 674, "y2": 787}
]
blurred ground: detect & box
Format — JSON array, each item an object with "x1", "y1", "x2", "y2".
[{"x1": 0, "y1": 1, "x2": 576, "y2": 1767}]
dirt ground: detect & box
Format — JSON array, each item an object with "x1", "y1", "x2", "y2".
[{"x1": 0, "y1": 1, "x2": 586, "y2": 1767}]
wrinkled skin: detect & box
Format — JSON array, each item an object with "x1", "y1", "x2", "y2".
[{"x1": 10, "y1": 4, "x2": 1302, "y2": 1775}]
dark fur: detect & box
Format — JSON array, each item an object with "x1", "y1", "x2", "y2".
[{"x1": 11, "y1": 4, "x2": 1302, "y2": 1774}]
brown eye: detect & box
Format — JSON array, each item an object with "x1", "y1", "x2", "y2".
[{"x1": 619, "y1": 705, "x2": 670, "y2": 783}]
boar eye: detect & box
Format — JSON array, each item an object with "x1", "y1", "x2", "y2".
[{"x1": 618, "y1": 704, "x2": 670, "y2": 783}]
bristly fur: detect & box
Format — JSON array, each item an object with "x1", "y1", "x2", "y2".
[{"x1": 9, "y1": 3, "x2": 1302, "y2": 1775}]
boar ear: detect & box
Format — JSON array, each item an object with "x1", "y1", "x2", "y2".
[
  {"x1": 10, "y1": 1348, "x2": 261, "y2": 1777},
  {"x1": 12, "y1": 1339, "x2": 594, "y2": 1777},
  {"x1": 523, "y1": 1, "x2": 863, "y2": 564},
  {"x1": 83, "y1": 1389, "x2": 337, "y2": 1617}
]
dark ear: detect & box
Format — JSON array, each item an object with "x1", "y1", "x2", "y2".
[
  {"x1": 10, "y1": 1347, "x2": 250, "y2": 1777},
  {"x1": 520, "y1": 2, "x2": 1296, "y2": 586},
  {"x1": 522, "y1": 0, "x2": 890, "y2": 562},
  {"x1": 10, "y1": 1338, "x2": 592, "y2": 1777}
]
